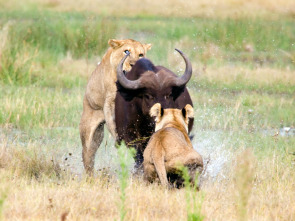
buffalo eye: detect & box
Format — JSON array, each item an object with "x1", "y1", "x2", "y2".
[
  {"x1": 139, "y1": 54, "x2": 144, "y2": 58},
  {"x1": 144, "y1": 94, "x2": 154, "y2": 100},
  {"x1": 124, "y1": 50, "x2": 130, "y2": 55},
  {"x1": 164, "y1": 93, "x2": 172, "y2": 100}
]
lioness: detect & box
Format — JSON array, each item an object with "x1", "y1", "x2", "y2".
[
  {"x1": 80, "y1": 39, "x2": 151, "y2": 174},
  {"x1": 143, "y1": 103, "x2": 203, "y2": 187}
]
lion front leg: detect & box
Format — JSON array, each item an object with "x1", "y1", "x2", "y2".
[{"x1": 104, "y1": 94, "x2": 117, "y2": 139}]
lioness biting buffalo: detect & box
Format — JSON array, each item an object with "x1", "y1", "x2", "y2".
[{"x1": 80, "y1": 39, "x2": 203, "y2": 187}]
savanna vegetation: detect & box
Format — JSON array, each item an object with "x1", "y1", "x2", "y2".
[{"x1": 0, "y1": 0, "x2": 295, "y2": 220}]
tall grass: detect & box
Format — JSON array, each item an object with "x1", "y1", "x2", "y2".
[
  {"x1": 0, "y1": 145, "x2": 294, "y2": 220},
  {"x1": 126, "y1": 16, "x2": 295, "y2": 68},
  {"x1": 0, "y1": 86, "x2": 83, "y2": 129},
  {"x1": 7, "y1": 14, "x2": 117, "y2": 59},
  {"x1": 1, "y1": 10, "x2": 294, "y2": 87},
  {"x1": 180, "y1": 166, "x2": 204, "y2": 221},
  {"x1": 0, "y1": 142, "x2": 62, "y2": 180},
  {"x1": 0, "y1": 192, "x2": 6, "y2": 221},
  {"x1": 0, "y1": 14, "x2": 117, "y2": 85},
  {"x1": 116, "y1": 143, "x2": 135, "y2": 221},
  {"x1": 234, "y1": 149, "x2": 255, "y2": 221}
]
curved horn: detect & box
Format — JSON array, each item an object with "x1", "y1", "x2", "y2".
[
  {"x1": 117, "y1": 52, "x2": 142, "y2": 90},
  {"x1": 173, "y1": 49, "x2": 192, "y2": 87}
]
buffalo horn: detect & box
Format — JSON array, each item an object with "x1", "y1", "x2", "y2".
[
  {"x1": 173, "y1": 49, "x2": 192, "y2": 87},
  {"x1": 117, "y1": 52, "x2": 142, "y2": 90}
]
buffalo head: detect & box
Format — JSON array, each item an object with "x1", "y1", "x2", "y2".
[{"x1": 116, "y1": 49, "x2": 192, "y2": 115}]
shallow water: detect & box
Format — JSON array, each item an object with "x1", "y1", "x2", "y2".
[
  {"x1": 1, "y1": 126, "x2": 293, "y2": 181},
  {"x1": 262, "y1": 127, "x2": 295, "y2": 137}
]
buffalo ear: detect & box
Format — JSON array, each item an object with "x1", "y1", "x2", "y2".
[
  {"x1": 182, "y1": 104, "x2": 194, "y2": 123},
  {"x1": 171, "y1": 86, "x2": 185, "y2": 101},
  {"x1": 150, "y1": 103, "x2": 163, "y2": 123},
  {"x1": 108, "y1": 39, "x2": 123, "y2": 49},
  {"x1": 143, "y1": 43, "x2": 152, "y2": 52},
  {"x1": 116, "y1": 82, "x2": 140, "y2": 101}
]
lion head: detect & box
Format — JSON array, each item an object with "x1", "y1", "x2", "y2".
[
  {"x1": 108, "y1": 39, "x2": 152, "y2": 72},
  {"x1": 150, "y1": 103, "x2": 194, "y2": 133}
]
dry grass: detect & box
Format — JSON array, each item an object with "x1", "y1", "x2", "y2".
[
  {"x1": 0, "y1": 22, "x2": 11, "y2": 73},
  {"x1": 1, "y1": 143, "x2": 295, "y2": 220},
  {"x1": 4, "y1": 0, "x2": 294, "y2": 18},
  {"x1": 166, "y1": 50, "x2": 295, "y2": 87},
  {"x1": 54, "y1": 54, "x2": 295, "y2": 87},
  {"x1": 197, "y1": 66, "x2": 295, "y2": 86}
]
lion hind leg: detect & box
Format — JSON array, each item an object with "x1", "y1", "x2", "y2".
[
  {"x1": 152, "y1": 147, "x2": 169, "y2": 187},
  {"x1": 80, "y1": 106, "x2": 105, "y2": 175}
]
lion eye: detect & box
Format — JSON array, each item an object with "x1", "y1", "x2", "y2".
[
  {"x1": 139, "y1": 54, "x2": 144, "y2": 58},
  {"x1": 124, "y1": 50, "x2": 130, "y2": 55}
]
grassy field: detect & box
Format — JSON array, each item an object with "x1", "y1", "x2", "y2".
[{"x1": 0, "y1": 0, "x2": 295, "y2": 220}]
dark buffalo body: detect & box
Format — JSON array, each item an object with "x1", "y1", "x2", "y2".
[{"x1": 115, "y1": 50, "x2": 193, "y2": 169}]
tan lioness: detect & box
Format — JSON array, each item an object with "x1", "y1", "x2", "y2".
[
  {"x1": 143, "y1": 103, "x2": 203, "y2": 187},
  {"x1": 80, "y1": 39, "x2": 151, "y2": 174}
]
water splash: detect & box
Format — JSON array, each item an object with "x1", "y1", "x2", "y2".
[{"x1": 192, "y1": 130, "x2": 233, "y2": 183}]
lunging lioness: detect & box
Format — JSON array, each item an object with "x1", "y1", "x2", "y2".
[
  {"x1": 143, "y1": 103, "x2": 203, "y2": 187},
  {"x1": 80, "y1": 39, "x2": 151, "y2": 174}
]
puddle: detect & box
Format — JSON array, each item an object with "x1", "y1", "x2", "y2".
[
  {"x1": 59, "y1": 132, "x2": 120, "y2": 176},
  {"x1": 1, "y1": 126, "x2": 293, "y2": 182},
  {"x1": 262, "y1": 127, "x2": 295, "y2": 137}
]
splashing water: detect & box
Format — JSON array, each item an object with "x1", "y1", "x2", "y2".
[
  {"x1": 192, "y1": 130, "x2": 233, "y2": 183},
  {"x1": 60, "y1": 129, "x2": 234, "y2": 182}
]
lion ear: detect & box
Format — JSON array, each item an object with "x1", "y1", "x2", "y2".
[
  {"x1": 108, "y1": 39, "x2": 123, "y2": 49},
  {"x1": 143, "y1": 43, "x2": 152, "y2": 52},
  {"x1": 150, "y1": 103, "x2": 163, "y2": 123},
  {"x1": 183, "y1": 104, "x2": 194, "y2": 123}
]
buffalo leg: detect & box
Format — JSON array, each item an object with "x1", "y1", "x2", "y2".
[
  {"x1": 134, "y1": 150, "x2": 144, "y2": 173},
  {"x1": 79, "y1": 97, "x2": 105, "y2": 174}
]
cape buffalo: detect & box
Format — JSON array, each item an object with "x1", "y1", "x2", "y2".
[{"x1": 115, "y1": 49, "x2": 194, "y2": 169}]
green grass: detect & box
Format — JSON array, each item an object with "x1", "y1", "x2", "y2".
[
  {"x1": 0, "y1": 11, "x2": 117, "y2": 58},
  {"x1": 120, "y1": 16, "x2": 295, "y2": 68},
  {"x1": 0, "y1": 10, "x2": 294, "y2": 87},
  {"x1": 0, "y1": 86, "x2": 83, "y2": 129},
  {"x1": 0, "y1": 11, "x2": 117, "y2": 86},
  {"x1": 116, "y1": 144, "x2": 136, "y2": 221},
  {"x1": 179, "y1": 166, "x2": 204, "y2": 221},
  {"x1": 0, "y1": 192, "x2": 6, "y2": 221}
]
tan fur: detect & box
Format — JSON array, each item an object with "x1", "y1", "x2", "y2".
[
  {"x1": 80, "y1": 39, "x2": 151, "y2": 174},
  {"x1": 143, "y1": 103, "x2": 203, "y2": 187}
]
